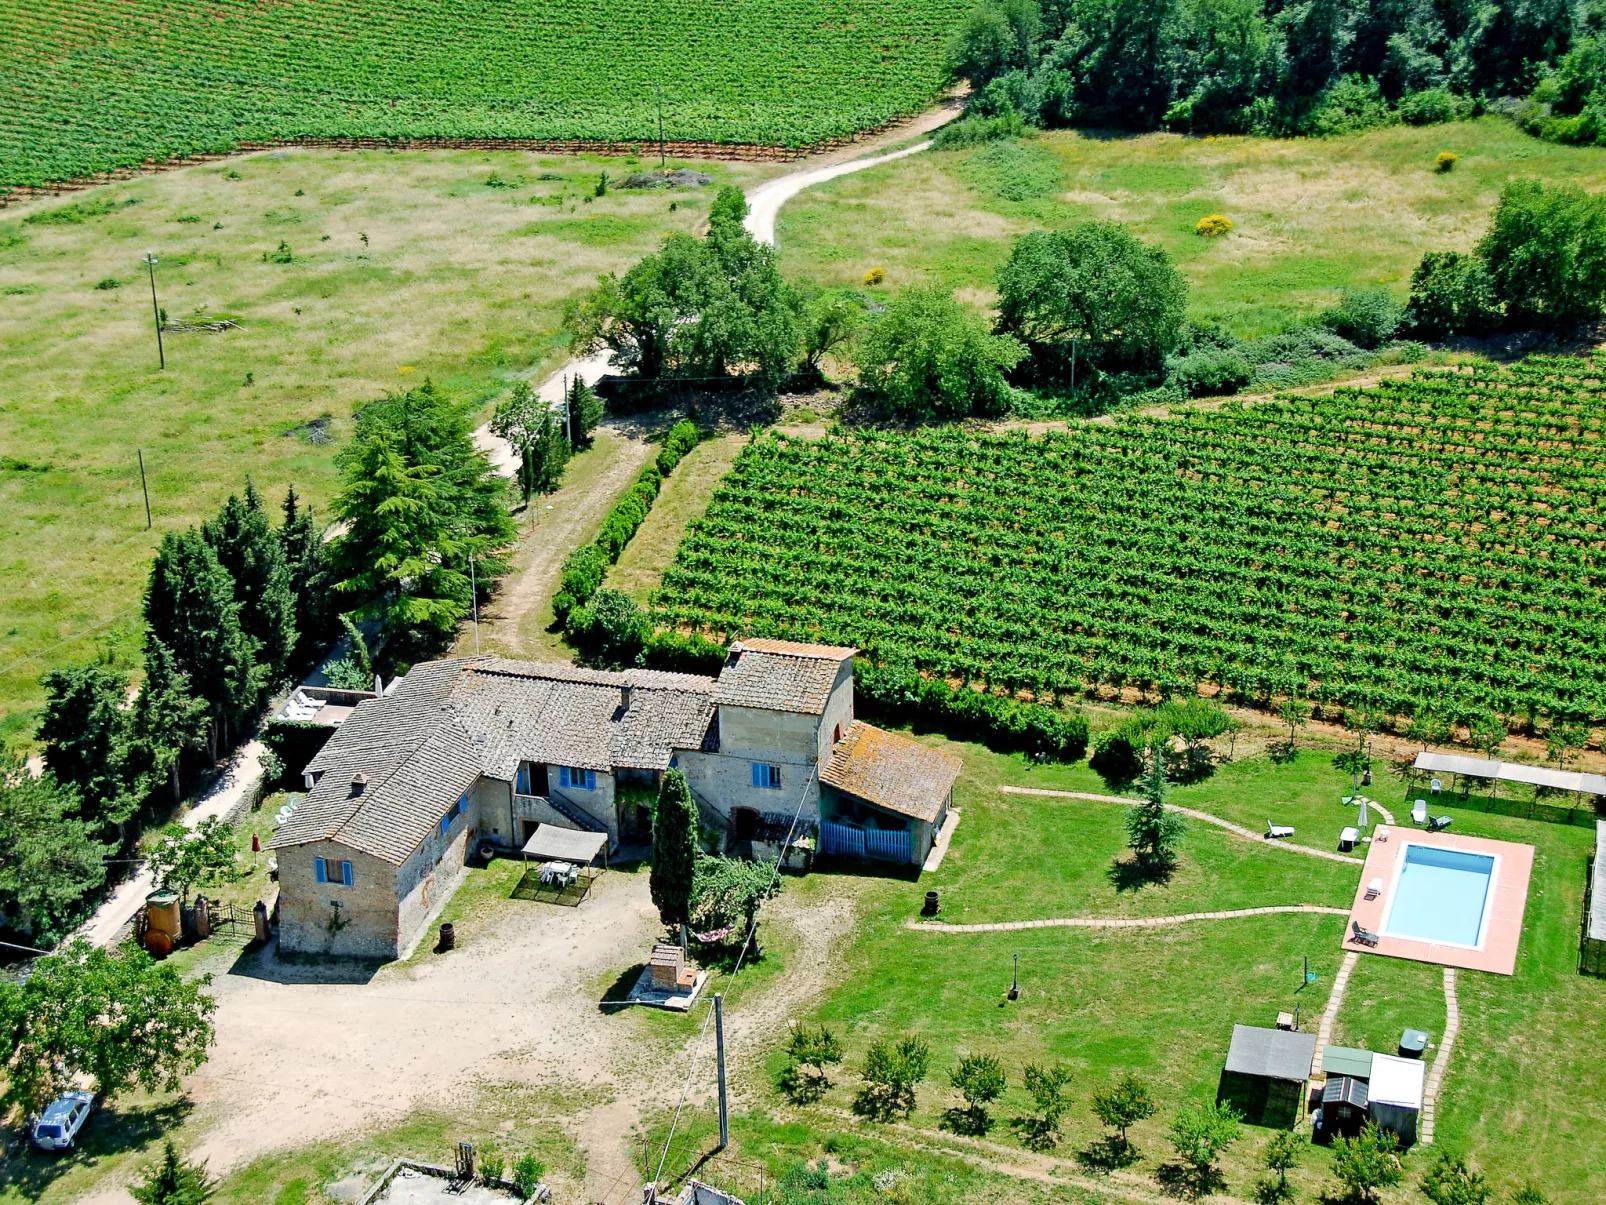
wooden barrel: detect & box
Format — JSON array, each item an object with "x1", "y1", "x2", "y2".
[
  {"x1": 145, "y1": 889, "x2": 181, "y2": 942},
  {"x1": 922, "y1": 890, "x2": 940, "y2": 917},
  {"x1": 438, "y1": 922, "x2": 456, "y2": 951},
  {"x1": 144, "y1": 929, "x2": 174, "y2": 959}
]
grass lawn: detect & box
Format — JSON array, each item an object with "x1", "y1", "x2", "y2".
[
  {"x1": 0, "y1": 148, "x2": 773, "y2": 739},
  {"x1": 727, "y1": 737, "x2": 1605, "y2": 1205},
  {"x1": 776, "y1": 117, "x2": 1606, "y2": 336}
]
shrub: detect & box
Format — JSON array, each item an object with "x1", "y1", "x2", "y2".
[
  {"x1": 1169, "y1": 347, "x2": 1252, "y2": 397},
  {"x1": 1436, "y1": 150, "x2": 1459, "y2": 172},
  {"x1": 853, "y1": 285, "x2": 1024, "y2": 420},
  {"x1": 1090, "y1": 728, "x2": 1143, "y2": 784},
  {"x1": 1400, "y1": 88, "x2": 1465, "y2": 126},
  {"x1": 855, "y1": 1035, "x2": 930, "y2": 1120},
  {"x1": 566, "y1": 588, "x2": 647, "y2": 668},
  {"x1": 863, "y1": 267, "x2": 885, "y2": 286},
  {"x1": 963, "y1": 139, "x2": 1063, "y2": 202},
  {"x1": 1479, "y1": 179, "x2": 1606, "y2": 328},
  {"x1": 782, "y1": 1025, "x2": 844, "y2": 1102},
  {"x1": 1403, "y1": 250, "x2": 1501, "y2": 338},
  {"x1": 656, "y1": 419, "x2": 701, "y2": 476},
  {"x1": 1240, "y1": 326, "x2": 1372, "y2": 387},
  {"x1": 1330, "y1": 1121, "x2": 1402, "y2": 1203},
  {"x1": 1195, "y1": 213, "x2": 1232, "y2": 237},
  {"x1": 949, "y1": 1053, "x2": 1008, "y2": 1134},
  {"x1": 476, "y1": 1140, "x2": 506, "y2": 1185},
  {"x1": 264, "y1": 241, "x2": 293, "y2": 263},
  {"x1": 931, "y1": 109, "x2": 1027, "y2": 149},
  {"x1": 511, "y1": 1155, "x2": 546, "y2": 1199},
  {"x1": 553, "y1": 543, "x2": 608, "y2": 623},
  {"x1": 1320, "y1": 288, "x2": 1402, "y2": 349},
  {"x1": 1302, "y1": 75, "x2": 1396, "y2": 136},
  {"x1": 1419, "y1": 1149, "x2": 1492, "y2": 1205},
  {"x1": 94, "y1": 276, "x2": 122, "y2": 290},
  {"x1": 643, "y1": 629, "x2": 728, "y2": 676},
  {"x1": 1017, "y1": 1062, "x2": 1073, "y2": 1149}
]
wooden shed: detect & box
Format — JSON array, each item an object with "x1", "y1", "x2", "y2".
[{"x1": 1218, "y1": 1024, "x2": 1317, "y2": 1127}]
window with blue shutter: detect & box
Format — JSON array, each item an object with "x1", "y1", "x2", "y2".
[
  {"x1": 341, "y1": 860, "x2": 354, "y2": 887},
  {"x1": 516, "y1": 763, "x2": 531, "y2": 794},
  {"x1": 440, "y1": 812, "x2": 451, "y2": 836},
  {"x1": 560, "y1": 767, "x2": 594, "y2": 790},
  {"x1": 457, "y1": 793, "x2": 469, "y2": 816},
  {"x1": 315, "y1": 856, "x2": 327, "y2": 884},
  {"x1": 751, "y1": 762, "x2": 782, "y2": 789}
]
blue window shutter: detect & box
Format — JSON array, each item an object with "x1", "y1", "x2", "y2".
[
  {"x1": 342, "y1": 861, "x2": 354, "y2": 887},
  {"x1": 586, "y1": 770, "x2": 596, "y2": 790},
  {"x1": 315, "y1": 857, "x2": 327, "y2": 884},
  {"x1": 560, "y1": 766, "x2": 571, "y2": 789},
  {"x1": 751, "y1": 763, "x2": 761, "y2": 788}
]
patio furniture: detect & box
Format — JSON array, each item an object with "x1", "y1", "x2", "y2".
[
  {"x1": 1339, "y1": 826, "x2": 1360, "y2": 851},
  {"x1": 1365, "y1": 877, "x2": 1384, "y2": 900},
  {"x1": 1276, "y1": 1011, "x2": 1296, "y2": 1031},
  {"x1": 1430, "y1": 778, "x2": 1443, "y2": 795},
  {"x1": 1350, "y1": 920, "x2": 1380, "y2": 947},
  {"x1": 1399, "y1": 1029, "x2": 1430, "y2": 1058},
  {"x1": 1267, "y1": 820, "x2": 1296, "y2": 839},
  {"x1": 1428, "y1": 815, "x2": 1453, "y2": 832},
  {"x1": 1412, "y1": 799, "x2": 1428, "y2": 825},
  {"x1": 540, "y1": 860, "x2": 574, "y2": 886}
]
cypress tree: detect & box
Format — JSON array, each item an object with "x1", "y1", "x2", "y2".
[
  {"x1": 36, "y1": 662, "x2": 132, "y2": 830},
  {"x1": 145, "y1": 529, "x2": 264, "y2": 756},
  {"x1": 650, "y1": 769, "x2": 698, "y2": 930},
  {"x1": 204, "y1": 480, "x2": 297, "y2": 682},
  {"x1": 126, "y1": 635, "x2": 211, "y2": 805},
  {"x1": 280, "y1": 486, "x2": 335, "y2": 671}
]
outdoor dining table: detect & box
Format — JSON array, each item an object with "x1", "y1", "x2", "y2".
[{"x1": 540, "y1": 861, "x2": 575, "y2": 885}]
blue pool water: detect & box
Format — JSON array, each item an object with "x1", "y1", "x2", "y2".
[{"x1": 1382, "y1": 845, "x2": 1495, "y2": 947}]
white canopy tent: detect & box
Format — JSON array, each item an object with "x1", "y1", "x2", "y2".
[
  {"x1": 1412, "y1": 751, "x2": 1606, "y2": 802},
  {"x1": 520, "y1": 823, "x2": 609, "y2": 868}
]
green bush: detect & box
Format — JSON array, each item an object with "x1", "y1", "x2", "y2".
[
  {"x1": 1301, "y1": 75, "x2": 1396, "y2": 136},
  {"x1": 643, "y1": 629, "x2": 728, "y2": 676},
  {"x1": 511, "y1": 1154, "x2": 546, "y2": 1199},
  {"x1": 852, "y1": 286, "x2": 1024, "y2": 421},
  {"x1": 931, "y1": 109, "x2": 1028, "y2": 149},
  {"x1": 1168, "y1": 347, "x2": 1252, "y2": 397},
  {"x1": 553, "y1": 543, "x2": 608, "y2": 623},
  {"x1": 656, "y1": 419, "x2": 701, "y2": 476},
  {"x1": 1403, "y1": 251, "x2": 1501, "y2": 338},
  {"x1": 1240, "y1": 327, "x2": 1372, "y2": 387},
  {"x1": 1320, "y1": 288, "x2": 1402, "y2": 349},
  {"x1": 1398, "y1": 87, "x2": 1464, "y2": 125},
  {"x1": 1478, "y1": 179, "x2": 1606, "y2": 329},
  {"x1": 566, "y1": 588, "x2": 648, "y2": 668}
]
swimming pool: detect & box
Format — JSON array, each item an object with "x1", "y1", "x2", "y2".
[{"x1": 1381, "y1": 844, "x2": 1497, "y2": 949}]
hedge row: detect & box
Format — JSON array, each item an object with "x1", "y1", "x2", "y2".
[
  {"x1": 853, "y1": 659, "x2": 1089, "y2": 762},
  {"x1": 554, "y1": 421, "x2": 702, "y2": 624}
]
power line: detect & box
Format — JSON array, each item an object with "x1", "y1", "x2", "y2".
[{"x1": 0, "y1": 605, "x2": 143, "y2": 680}]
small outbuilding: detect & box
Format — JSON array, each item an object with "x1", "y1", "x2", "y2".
[
  {"x1": 1367, "y1": 1053, "x2": 1425, "y2": 1145},
  {"x1": 818, "y1": 722, "x2": 961, "y2": 866},
  {"x1": 1218, "y1": 1024, "x2": 1317, "y2": 1127}
]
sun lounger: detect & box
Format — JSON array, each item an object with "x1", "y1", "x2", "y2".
[
  {"x1": 1412, "y1": 799, "x2": 1428, "y2": 825},
  {"x1": 1267, "y1": 820, "x2": 1296, "y2": 839},
  {"x1": 1350, "y1": 920, "x2": 1380, "y2": 947},
  {"x1": 1365, "y1": 877, "x2": 1383, "y2": 900},
  {"x1": 1428, "y1": 815, "x2": 1453, "y2": 832}
]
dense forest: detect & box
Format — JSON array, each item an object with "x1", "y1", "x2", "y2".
[{"x1": 949, "y1": 0, "x2": 1595, "y2": 137}]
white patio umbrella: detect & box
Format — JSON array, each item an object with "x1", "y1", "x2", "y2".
[{"x1": 1358, "y1": 796, "x2": 1370, "y2": 829}]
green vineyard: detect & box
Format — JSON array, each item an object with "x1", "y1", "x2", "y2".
[
  {"x1": 0, "y1": 0, "x2": 967, "y2": 193},
  {"x1": 655, "y1": 360, "x2": 1606, "y2": 727}
]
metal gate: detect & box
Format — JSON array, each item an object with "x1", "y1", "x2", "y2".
[{"x1": 820, "y1": 821, "x2": 910, "y2": 864}]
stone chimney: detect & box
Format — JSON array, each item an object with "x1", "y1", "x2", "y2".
[
  {"x1": 621, "y1": 683, "x2": 634, "y2": 710},
  {"x1": 349, "y1": 772, "x2": 368, "y2": 797}
]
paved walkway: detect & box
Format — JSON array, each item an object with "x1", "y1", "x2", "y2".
[
  {"x1": 1420, "y1": 967, "x2": 1460, "y2": 1146},
  {"x1": 998, "y1": 786, "x2": 1367, "y2": 866},
  {"x1": 76, "y1": 738, "x2": 267, "y2": 948},
  {"x1": 921, "y1": 807, "x2": 961, "y2": 874},
  {"x1": 908, "y1": 904, "x2": 1349, "y2": 934},
  {"x1": 1311, "y1": 950, "x2": 1361, "y2": 1075}
]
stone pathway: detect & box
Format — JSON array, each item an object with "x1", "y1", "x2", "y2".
[
  {"x1": 1311, "y1": 950, "x2": 1361, "y2": 1075},
  {"x1": 908, "y1": 904, "x2": 1349, "y2": 935},
  {"x1": 999, "y1": 786, "x2": 1367, "y2": 866},
  {"x1": 1420, "y1": 967, "x2": 1460, "y2": 1146}
]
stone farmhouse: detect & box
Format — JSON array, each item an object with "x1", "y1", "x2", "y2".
[{"x1": 270, "y1": 640, "x2": 961, "y2": 958}]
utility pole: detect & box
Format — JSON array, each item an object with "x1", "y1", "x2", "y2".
[
  {"x1": 144, "y1": 251, "x2": 165, "y2": 369},
  {"x1": 469, "y1": 555, "x2": 480, "y2": 654},
  {"x1": 1069, "y1": 336, "x2": 1077, "y2": 393},
  {"x1": 137, "y1": 449, "x2": 152, "y2": 529},
  {"x1": 655, "y1": 83, "x2": 667, "y2": 171},
  {"x1": 714, "y1": 992, "x2": 729, "y2": 1150}
]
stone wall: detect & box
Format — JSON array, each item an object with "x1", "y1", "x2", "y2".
[{"x1": 277, "y1": 842, "x2": 400, "y2": 959}]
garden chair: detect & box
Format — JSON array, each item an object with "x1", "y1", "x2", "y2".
[
  {"x1": 1412, "y1": 799, "x2": 1428, "y2": 825},
  {"x1": 1364, "y1": 877, "x2": 1384, "y2": 900},
  {"x1": 1430, "y1": 778, "x2": 1443, "y2": 795},
  {"x1": 1350, "y1": 920, "x2": 1380, "y2": 947},
  {"x1": 1267, "y1": 820, "x2": 1296, "y2": 839}
]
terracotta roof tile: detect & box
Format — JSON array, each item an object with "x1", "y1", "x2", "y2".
[
  {"x1": 820, "y1": 721, "x2": 961, "y2": 823},
  {"x1": 714, "y1": 642, "x2": 853, "y2": 714}
]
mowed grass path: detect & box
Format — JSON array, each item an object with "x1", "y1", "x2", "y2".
[
  {"x1": 779, "y1": 742, "x2": 1602, "y2": 1203},
  {"x1": 0, "y1": 149, "x2": 772, "y2": 736},
  {"x1": 778, "y1": 118, "x2": 1606, "y2": 335}
]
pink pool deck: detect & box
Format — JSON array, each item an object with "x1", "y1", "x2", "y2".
[{"x1": 1345, "y1": 827, "x2": 1534, "y2": 976}]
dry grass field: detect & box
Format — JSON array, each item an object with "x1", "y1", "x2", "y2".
[{"x1": 0, "y1": 149, "x2": 777, "y2": 737}]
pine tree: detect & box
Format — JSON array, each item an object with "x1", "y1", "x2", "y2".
[
  {"x1": 530, "y1": 409, "x2": 571, "y2": 493},
  {"x1": 650, "y1": 770, "x2": 698, "y2": 930},
  {"x1": 569, "y1": 377, "x2": 605, "y2": 447},
  {"x1": 130, "y1": 1140, "x2": 215, "y2": 1205},
  {"x1": 144, "y1": 529, "x2": 264, "y2": 757},
  {"x1": 36, "y1": 662, "x2": 132, "y2": 829},
  {"x1": 279, "y1": 486, "x2": 336, "y2": 672},
  {"x1": 203, "y1": 480, "x2": 296, "y2": 682},
  {"x1": 0, "y1": 755, "x2": 110, "y2": 941},
  {"x1": 126, "y1": 635, "x2": 211, "y2": 805},
  {"x1": 1125, "y1": 746, "x2": 1186, "y2": 865}
]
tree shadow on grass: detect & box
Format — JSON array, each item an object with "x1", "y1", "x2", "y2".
[
  {"x1": 598, "y1": 962, "x2": 647, "y2": 1015},
  {"x1": 1008, "y1": 1116, "x2": 1062, "y2": 1153},
  {"x1": 1108, "y1": 854, "x2": 1176, "y2": 893},
  {"x1": 0, "y1": 1097, "x2": 193, "y2": 1200},
  {"x1": 1156, "y1": 1160, "x2": 1228, "y2": 1200},
  {"x1": 1076, "y1": 1136, "x2": 1141, "y2": 1175},
  {"x1": 939, "y1": 1107, "x2": 993, "y2": 1137}
]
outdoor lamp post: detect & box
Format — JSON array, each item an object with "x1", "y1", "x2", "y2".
[
  {"x1": 143, "y1": 251, "x2": 165, "y2": 369},
  {"x1": 1008, "y1": 952, "x2": 1020, "y2": 1001}
]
